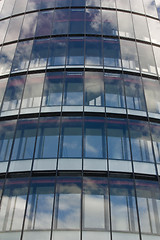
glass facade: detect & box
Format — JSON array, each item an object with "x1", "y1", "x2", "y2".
[{"x1": 0, "y1": 0, "x2": 160, "y2": 239}]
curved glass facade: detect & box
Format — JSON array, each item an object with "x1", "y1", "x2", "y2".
[{"x1": 0, "y1": 0, "x2": 160, "y2": 239}]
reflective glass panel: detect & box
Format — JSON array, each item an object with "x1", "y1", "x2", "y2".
[
  {"x1": 153, "y1": 46, "x2": 160, "y2": 76},
  {"x1": 12, "y1": 0, "x2": 28, "y2": 14},
  {"x1": 83, "y1": 177, "x2": 109, "y2": 229},
  {"x1": 102, "y1": 10, "x2": 118, "y2": 36},
  {"x1": 136, "y1": 180, "x2": 160, "y2": 234},
  {"x1": 0, "y1": 77, "x2": 8, "y2": 107},
  {"x1": 26, "y1": 0, "x2": 41, "y2": 11},
  {"x1": 23, "y1": 177, "x2": 55, "y2": 236},
  {"x1": 21, "y1": 73, "x2": 45, "y2": 110},
  {"x1": 0, "y1": 0, "x2": 15, "y2": 18},
  {"x1": 0, "y1": 120, "x2": 17, "y2": 161},
  {"x1": 69, "y1": 9, "x2": 84, "y2": 34},
  {"x1": 137, "y1": 43, "x2": 157, "y2": 74},
  {"x1": 150, "y1": 122, "x2": 160, "y2": 163},
  {"x1": 104, "y1": 73, "x2": 125, "y2": 108},
  {"x1": 116, "y1": 0, "x2": 130, "y2": 10},
  {"x1": 133, "y1": 15, "x2": 150, "y2": 42},
  {"x1": 54, "y1": 177, "x2": 81, "y2": 229},
  {"x1": 85, "y1": 37, "x2": 102, "y2": 66},
  {"x1": 67, "y1": 38, "x2": 84, "y2": 65},
  {"x1": 63, "y1": 72, "x2": 83, "y2": 106},
  {"x1": 101, "y1": 0, "x2": 115, "y2": 8},
  {"x1": 0, "y1": 43, "x2": 17, "y2": 75},
  {"x1": 124, "y1": 75, "x2": 146, "y2": 111},
  {"x1": 19, "y1": 12, "x2": 38, "y2": 39},
  {"x1": 42, "y1": 72, "x2": 63, "y2": 107},
  {"x1": 143, "y1": 77, "x2": 160, "y2": 114},
  {"x1": 48, "y1": 38, "x2": 67, "y2": 66},
  {"x1": 143, "y1": 0, "x2": 158, "y2": 17},
  {"x1": 1, "y1": 75, "x2": 26, "y2": 112},
  {"x1": 41, "y1": 0, "x2": 56, "y2": 8},
  {"x1": 12, "y1": 40, "x2": 33, "y2": 72},
  {"x1": 118, "y1": 12, "x2": 134, "y2": 38},
  {"x1": 0, "y1": 19, "x2": 9, "y2": 45},
  {"x1": 4, "y1": 15, "x2": 23, "y2": 42},
  {"x1": 84, "y1": 71, "x2": 104, "y2": 107},
  {"x1": 0, "y1": 178, "x2": 29, "y2": 232},
  {"x1": 86, "y1": 8, "x2": 101, "y2": 35},
  {"x1": 53, "y1": 9, "x2": 69, "y2": 35},
  {"x1": 107, "y1": 118, "x2": 131, "y2": 160},
  {"x1": 110, "y1": 178, "x2": 138, "y2": 232},
  {"x1": 121, "y1": 40, "x2": 139, "y2": 71},
  {"x1": 86, "y1": 0, "x2": 100, "y2": 7},
  {"x1": 147, "y1": 18, "x2": 160, "y2": 45},
  {"x1": 84, "y1": 117, "x2": 106, "y2": 158},
  {"x1": 11, "y1": 118, "x2": 38, "y2": 160},
  {"x1": 103, "y1": 38, "x2": 121, "y2": 68},
  {"x1": 55, "y1": 0, "x2": 69, "y2": 7},
  {"x1": 71, "y1": 0, "x2": 85, "y2": 6},
  {"x1": 130, "y1": 0, "x2": 144, "y2": 13},
  {"x1": 29, "y1": 39, "x2": 49, "y2": 69},
  {"x1": 59, "y1": 117, "x2": 82, "y2": 158},
  {"x1": 35, "y1": 117, "x2": 59, "y2": 159},
  {"x1": 129, "y1": 120, "x2": 154, "y2": 162},
  {"x1": 35, "y1": 11, "x2": 54, "y2": 37}
]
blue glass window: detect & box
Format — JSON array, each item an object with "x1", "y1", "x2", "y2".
[
  {"x1": 35, "y1": 11, "x2": 54, "y2": 37},
  {"x1": 85, "y1": 37, "x2": 102, "y2": 66},
  {"x1": 69, "y1": 9, "x2": 84, "y2": 34},
  {"x1": 35, "y1": 117, "x2": 59, "y2": 159},
  {"x1": 67, "y1": 38, "x2": 84, "y2": 65}
]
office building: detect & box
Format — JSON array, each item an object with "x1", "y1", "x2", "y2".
[{"x1": 0, "y1": 0, "x2": 160, "y2": 239}]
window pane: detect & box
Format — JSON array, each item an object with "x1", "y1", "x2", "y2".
[
  {"x1": 0, "y1": 19, "x2": 9, "y2": 45},
  {"x1": 63, "y1": 72, "x2": 83, "y2": 106},
  {"x1": 118, "y1": 12, "x2": 134, "y2": 38},
  {"x1": 19, "y1": 12, "x2": 38, "y2": 39},
  {"x1": 23, "y1": 177, "x2": 55, "y2": 235},
  {"x1": 133, "y1": 15, "x2": 150, "y2": 42},
  {"x1": 48, "y1": 38, "x2": 67, "y2": 66},
  {"x1": 103, "y1": 38, "x2": 121, "y2": 68},
  {"x1": 84, "y1": 117, "x2": 106, "y2": 158},
  {"x1": 84, "y1": 72, "x2": 104, "y2": 107},
  {"x1": 0, "y1": 178, "x2": 29, "y2": 232},
  {"x1": 26, "y1": 0, "x2": 41, "y2": 11},
  {"x1": 0, "y1": 43, "x2": 17, "y2": 75},
  {"x1": 0, "y1": 0, "x2": 16, "y2": 18},
  {"x1": 21, "y1": 73, "x2": 45, "y2": 110},
  {"x1": 86, "y1": 0, "x2": 101, "y2": 7},
  {"x1": 86, "y1": 8, "x2": 101, "y2": 35},
  {"x1": 153, "y1": 46, "x2": 160, "y2": 76},
  {"x1": 35, "y1": 11, "x2": 54, "y2": 37},
  {"x1": 29, "y1": 39, "x2": 49, "y2": 69},
  {"x1": 1, "y1": 75, "x2": 26, "y2": 112},
  {"x1": 59, "y1": 117, "x2": 82, "y2": 158},
  {"x1": 121, "y1": 40, "x2": 139, "y2": 71},
  {"x1": 67, "y1": 38, "x2": 84, "y2": 65},
  {"x1": 129, "y1": 120, "x2": 154, "y2": 162},
  {"x1": 143, "y1": 77, "x2": 160, "y2": 114},
  {"x1": 35, "y1": 117, "x2": 59, "y2": 159},
  {"x1": 85, "y1": 38, "x2": 102, "y2": 66},
  {"x1": 110, "y1": 178, "x2": 138, "y2": 232},
  {"x1": 11, "y1": 118, "x2": 38, "y2": 160},
  {"x1": 4, "y1": 15, "x2": 23, "y2": 42},
  {"x1": 102, "y1": 10, "x2": 118, "y2": 36},
  {"x1": 54, "y1": 177, "x2": 81, "y2": 229},
  {"x1": 41, "y1": 0, "x2": 56, "y2": 8},
  {"x1": 124, "y1": 74, "x2": 146, "y2": 111},
  {"x1": 143, "y1": 0, "x2": 158, "y2": 17},
  {"x1": 116, "y1": 0, "x2": 130, "y2": 10},
  {"x1": 12, "y1": 40, "x2": 33, "y2": 72},
  {"x1": 136, "y1": 180, "x2": 160, "y2": 234},
  {"x1": 83, "y1": 177, "x2": 109, "y2": 229},
  {"x1": 0, "y1": 120, "x2": 17, "y2": 161},
  {"x1": 42, "y1": 72, "x2": 63, "y2": 107},
  {"x1": 0, "y1": 77, "x2": 8, "y2": 107},
  {"x1": 101, "y1": 0, "x2": 115, "y2": 8},
  {"x1": 69, "y1": 9, "x2": 84, "y2": 34},
  {"x1": 12, "y1": 0, "x2": 28, "y2": 14},
  {"x1": 130, "y1": 0, "x2": 144, "y2": 13},
  {"x1": 53, "y1": 9, "x2": 69, "y2": 35},
  {"x1": 150, "y1": 122, "x2": 160, "y2": 163},
  {"x1": 107, "y1": 118, "x2": 131, "y2": 160},
  {"x1": 137, "y1": 43, "x2": 157, "y2": 74},
  {"x1": 104, "y1": 73, "x2": 125, "y2": 108},
  {"x1": 147, "y1": 18, "x2": 160, "y2": 45}
]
